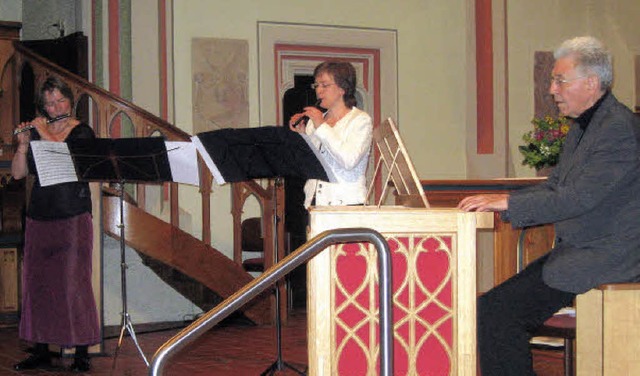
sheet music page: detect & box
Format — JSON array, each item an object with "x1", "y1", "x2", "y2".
[
  {"x1": 30, "y1": 141, "x2": 78, "y2": 186},
  {"x1": 165, "y1": 141, "x2": 200, "y2": 186},
  {"x1": 191, "y1": 135, "x2": 226, "y2": 185}
]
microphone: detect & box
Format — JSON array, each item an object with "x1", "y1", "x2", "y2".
[
  {"x1": 291, "y1": 99, "x2": 322, "y2": 127},
  {"x1": 13, "y1": 114, "x2": 71, "y2": 135}
]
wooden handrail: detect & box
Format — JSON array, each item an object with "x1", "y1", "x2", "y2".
[
  {"x1": 13, "y1": 42, "x2": 191, "y2": 140},
  {"x1": 11, "y1": 41, "x2": 206, "y2": 239},
  {"x1": 3, "y1": 40, "x2": 282, "y2": 323}
]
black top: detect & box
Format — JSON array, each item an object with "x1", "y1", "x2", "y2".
[
  {"x1": 26, "y1": 123, "x2": 95, "y2": 220},
  {"x1": 575, "y1": 91, "x2": 610, "y2": 130}
]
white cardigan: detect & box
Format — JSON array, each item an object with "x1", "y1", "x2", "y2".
[{"x1": 303, "y1": 107, "x2": 373, "y2": 208}]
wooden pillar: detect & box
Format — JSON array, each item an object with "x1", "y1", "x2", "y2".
[{"x1": 0, "y1": 21, "x2": 22, "y2": 153}]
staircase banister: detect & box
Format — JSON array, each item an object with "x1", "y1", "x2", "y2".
[
  {"x1": 150, "y1": 227, "x2": 394, "y2": 376},
  {"x1": 231, "y1": 180, "x2": 274, "y2": 265},
  {"x1": 13, "y1": 41, "x2": 191, "y2": 141},
  {"x1": 237, "y1": 179, "x2": 271, "y2": 201},
  {"x1": 12, "y1": 40, "x2": 214, "y2": 254}
]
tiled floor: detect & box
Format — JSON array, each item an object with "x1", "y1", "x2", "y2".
[
  {"x1": 0, "y1": 309, "x2": 563, "y2": 375},
  {"x1": 0, "y1": 310, "x2": 308, "y2": 376}
]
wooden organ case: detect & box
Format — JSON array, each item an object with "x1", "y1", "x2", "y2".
[{"x1": 306, "y1": 119, "x2": 492, "y2": 375}]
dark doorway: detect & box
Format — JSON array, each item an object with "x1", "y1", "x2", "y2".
[{"x1": 282, "y1": 74, "x2": 316, "y2": 309}]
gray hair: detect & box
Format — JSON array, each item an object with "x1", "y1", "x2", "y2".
[{"x1": 554, "y1": 36, "x2": 613, "y2": 91}]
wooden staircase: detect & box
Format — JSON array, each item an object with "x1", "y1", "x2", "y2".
[
  {"x1": 102, "y1": 195, "x2": 271, "y2": 324},
  {"x1": 0, "y1": 33, "x2": 278, "y2": 326}
]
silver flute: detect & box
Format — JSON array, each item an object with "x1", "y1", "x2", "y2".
[{"x1": 13, "y1": 114, "x2": 71, "y2": 135}]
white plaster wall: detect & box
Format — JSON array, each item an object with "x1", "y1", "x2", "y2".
[
  {"x1": 0, "y1": 0, "x2": 22, "y2": 22},
  {"x1": 506, "y1": 0, "x2": 640, "y2": 177},
  {"x1": 102, "y1": 236, "x2": 202, "y2": 326},
  {"x1": 131, "y1": 0, "x2": 160, "y2": 117},
  {"x1": 172, "y1": 0, "x2": 473, "y2": 180},
  {"x1": 171, "y1": 0, "x2": 475, "y2": 265},
  {"x1": 21, "y1": 0, "x2": 79, "y2": 40}
]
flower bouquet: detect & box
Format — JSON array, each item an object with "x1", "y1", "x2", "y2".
[{"x1": 518, "y1": 116, "x2": 570, "y2": 171}]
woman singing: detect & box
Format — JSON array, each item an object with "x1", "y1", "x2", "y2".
[{"x1": 12, "y1": 76, "x2": 100, "y2": 372}]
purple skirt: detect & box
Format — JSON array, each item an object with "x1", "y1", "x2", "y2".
[{"x1": 19, "y1": 213, "x2": 100, "y2": 346}]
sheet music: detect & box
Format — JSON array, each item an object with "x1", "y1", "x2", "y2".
[
  {"x1": 30, "y1": 141, "x2": 78, "y2": 186},
  {"x1": 191, "y1": 135, "x2": 226, "y2": 185},
  {"x1": 165, "y1": 141, "x2": 200, "y2": 186}
]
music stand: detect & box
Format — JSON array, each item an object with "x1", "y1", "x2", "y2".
[
  {"x1": 259, "y1": 176, "x2": 306, "y2": 376},
  {"x1": 192, "y1": 125, "x2": 336, "y2": 185},
  {"x1": 65, "y1": 138, "x2": 175, "y2": 368},
  {"x1": 193, "y1": 126, "x2": 337, "y2": 376},
  {"x1": 367, "y1": 118, "x2": 429, "y2": 208}
]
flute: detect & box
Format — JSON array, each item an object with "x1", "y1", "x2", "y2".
[
  {"x1": 291, "y1": 99, "x2": 322, "y2": 127},
  {"x1": 13, "y1": 114, "x2": 71, "y2": 135}
]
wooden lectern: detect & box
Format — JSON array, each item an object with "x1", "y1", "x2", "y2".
[{"x1": 306, "y1": 119, "x2": 492, "y2": 375}]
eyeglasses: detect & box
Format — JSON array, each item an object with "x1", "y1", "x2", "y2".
[
  {"x1": 550, "y1": 75, "x2": 586, "y2": 86},
  {"x1": 311, "y1": 82, "x2": 335, "y2": 90}
]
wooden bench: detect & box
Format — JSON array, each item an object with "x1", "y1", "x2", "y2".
[{"x1": 577, "y1": 283, "x2": 640, "y2": 375}]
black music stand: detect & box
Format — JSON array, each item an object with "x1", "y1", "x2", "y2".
[
  {"x1": 66, "y1": 138, "x2": 174, "y2": 368},
  {"x1": 192, "y1": 125, "x2": 336, "y2": 185},
  {"x1": 259, "y1": 177, "x2": 306, "y2": 376},
  {"x1": 193, "y1": 126, "x2": 335, "y2": 376}
]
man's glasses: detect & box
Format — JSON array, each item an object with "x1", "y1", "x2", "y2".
[
  {"x1": 550, "y1": 75, "x2": 586, "y2": 86},
  {"x1": 311, "y1": 82, "x2": 335, "y2": 90}
]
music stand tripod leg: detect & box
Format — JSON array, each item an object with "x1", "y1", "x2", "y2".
[
  {"x1": 259, "y1": 284, "x2": 306, "y2": 376},
  {"x1": 259, "y1": 179, "x2": 306, "y2": 376},
  {"x1": 111, "y1": 183, "x2": 149, "y2": 369}
]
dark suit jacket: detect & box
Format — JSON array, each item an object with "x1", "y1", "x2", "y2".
[{"x1": 507, "y1": 93, "x2": 640, "y2": 293}]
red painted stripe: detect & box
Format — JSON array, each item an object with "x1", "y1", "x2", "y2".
[
  {"x1": 108, "y1": 0, "x2": 121, "y2": 137},
  {"x1": 158, "y1": 0, "x2": 170, "y2": 200},
  {"x1": 476, "y1": 0, "x2": 494, "y2": 154},
  {"x1": 158, "y1": 0, "x2": 168, "y2": 120}
]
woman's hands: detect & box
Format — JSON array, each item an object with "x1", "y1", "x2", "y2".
[
  {"x1": 289, "y1": 106, "x2": 325, "y2": 133},
  {"x1": 11, "y1": 118, "x2": 45, "y2": 180},
  {"x1": 13, "y1": 118, "x2": 46, "y2": 152}
]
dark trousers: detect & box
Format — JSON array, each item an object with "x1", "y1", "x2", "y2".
[{"x1": 478, "y1": 254, "x2": 575, "y2": 375}]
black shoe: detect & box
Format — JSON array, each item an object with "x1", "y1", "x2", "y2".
[
  {"x1": 69, "y1": 357, "x2": 91, "y2": 373},
  {"x1": 14, "y1": 354, "x2": 52, "y2": 371}
]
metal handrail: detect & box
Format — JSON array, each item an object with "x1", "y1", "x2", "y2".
[{"x1": 149, "y1": 228, "x2": 394, "y2": 376}]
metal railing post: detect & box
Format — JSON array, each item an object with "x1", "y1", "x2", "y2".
[{"x1": 149, "y1": 227, "x2": 393, "y2": 376}]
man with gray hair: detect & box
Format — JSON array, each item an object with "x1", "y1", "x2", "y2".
[{"x1": 459, "y1": 36, "x2": 640, "y2": 375}]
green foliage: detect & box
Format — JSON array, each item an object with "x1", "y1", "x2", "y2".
[{"x1": 518, "y1": 116, "x2": 570, "y2": 170}]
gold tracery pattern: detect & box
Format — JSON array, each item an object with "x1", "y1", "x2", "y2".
[{"x1": 331, "y1": 234, "x2": 455, "y2": 376}]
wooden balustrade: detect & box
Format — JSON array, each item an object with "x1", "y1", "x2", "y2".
[
  {"x1": 231, "y1": 178, "x2": 287, "y2": 322},
  {"x1": 0, "y1": 35, "x2": 278, "y2": 325},
  {"x1": 9, "y1": 42, "x2": 207, "y2": 232}
]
